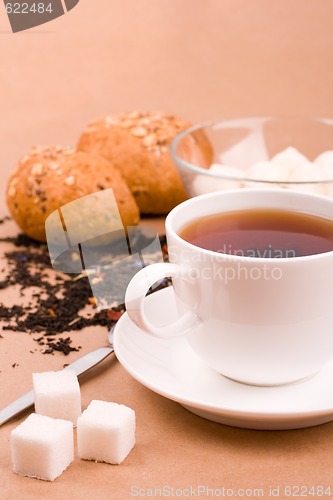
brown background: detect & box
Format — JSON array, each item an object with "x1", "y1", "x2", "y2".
[{"x1": 1, "y1": 1, "x2": 333, "y2": 499}]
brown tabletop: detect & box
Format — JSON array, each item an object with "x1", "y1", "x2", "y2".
[{"x1": 1, "y1": 1, "x2": 333, "y2": 498}]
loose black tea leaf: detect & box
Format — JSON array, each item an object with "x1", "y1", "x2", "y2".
[{"x1": 0, "y1": 228, "x2": 169, "y2": 355}]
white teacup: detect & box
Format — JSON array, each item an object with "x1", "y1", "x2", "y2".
[{"x1": 125, "y1": 189, "x2": 333, "y2": 386}]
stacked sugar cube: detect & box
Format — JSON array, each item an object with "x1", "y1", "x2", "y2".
[
  {"x1": 10, "y1": 369, "x2": 136, "y2": 481},
  {"x1": 33, "y1": 369, "x2": 81, "y2": 425}
]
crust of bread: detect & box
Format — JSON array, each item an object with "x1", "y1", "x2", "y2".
[
  {"x1": 77, "y1": 111, "x2": 213, "y2": 214},
  {"x1": 6, "y1": 146, "x2": 140, "y2": 242}
]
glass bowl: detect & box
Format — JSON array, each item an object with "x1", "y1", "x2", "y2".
[{"x1": 170, "y1": 116, "x2": 333, "y2": 198}]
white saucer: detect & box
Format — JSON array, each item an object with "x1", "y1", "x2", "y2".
[{"x1": 113, "y1": 287, "x2": 333, "y2": 430}]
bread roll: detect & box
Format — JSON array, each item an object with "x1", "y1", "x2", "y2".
[
  {"x1": 6, "y1": 146, "x2": 140, "y2": 242},
  {"x1": 77, "y1": 111, "x2": 213, "y2": 214}
]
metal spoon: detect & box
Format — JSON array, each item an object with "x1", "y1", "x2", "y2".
[{"x1": 0, "y1": 324, "x2": 116, "y2": 426}]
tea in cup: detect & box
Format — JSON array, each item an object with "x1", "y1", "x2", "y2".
[{"x1": 125, "y1": 189, "x2": 333, "y2": 386}]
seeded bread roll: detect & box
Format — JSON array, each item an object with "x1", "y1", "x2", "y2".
[
  {"x1": 77, "y1": 111, "x2": 213, "y2": 214},
  {"x1": 6, "y1": 146, "x2": 140, "y2": 242}
]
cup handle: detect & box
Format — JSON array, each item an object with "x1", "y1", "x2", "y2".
[{"x1": 125, "y1": 262, "x2": 199, "y2": 338}]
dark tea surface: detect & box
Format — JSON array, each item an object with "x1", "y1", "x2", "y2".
[{"x1": 179, "y1": 209, "x2": 333, "y2": 258}]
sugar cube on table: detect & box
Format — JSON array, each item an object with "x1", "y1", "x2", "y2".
[
  {"x1": 11, "y1": 413, "x2": 74, "y2": 481},
  {"x1": 77, "y1": 400, "x2": 136, "y2": 464},
  {"x1": 33, "y1": 369, "x2": 81, "y2": 425}
]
